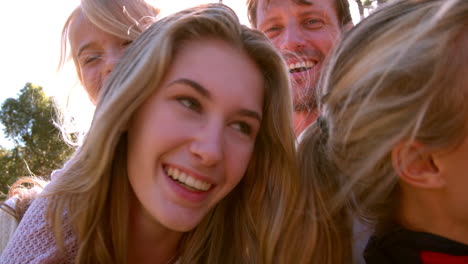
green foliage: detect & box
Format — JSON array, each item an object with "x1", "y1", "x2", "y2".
[{"x1": 0, "y1": 83, "x2": 74, "y2": 196}]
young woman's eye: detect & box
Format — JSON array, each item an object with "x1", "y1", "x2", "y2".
[
  {"x1": 231, "y1": 122, "x2": 253, "y2": 136},
  {"x1": 176, "y1": 96, "x2": 201, "y2": 112}
]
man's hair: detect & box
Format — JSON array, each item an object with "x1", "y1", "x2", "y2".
[{"x1": 247, "y1": 0, "x2": 352, "y2": 28}]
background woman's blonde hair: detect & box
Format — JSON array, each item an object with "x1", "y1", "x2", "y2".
[
  {"x1": 45, "y1": 3, "x2": 308, "y2": 263},
  {"x1": 298, "y1": 0, "x2": 468, "y2": 262},
  {"x1": 60, "y1": 0, "x2": 160, "y2": 69}
]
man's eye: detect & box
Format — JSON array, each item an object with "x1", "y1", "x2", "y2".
[
  {"x1": 265, "y1": 26, "x2": 281, "y2": 33},
  {"x1": 305, "y1": 19, "x2": 324, "y2": 29},
  {"x1": 177, "y1": 96, "x2": 201, "y2": 112}
]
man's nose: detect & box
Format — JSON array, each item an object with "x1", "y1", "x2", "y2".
[{"x1": 277, "y1": 23, "x2": 306, "y2": 52}]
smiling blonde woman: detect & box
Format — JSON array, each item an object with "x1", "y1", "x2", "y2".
[{"x1": 0, "y1": 4, "x2": 310, "y2": 263}]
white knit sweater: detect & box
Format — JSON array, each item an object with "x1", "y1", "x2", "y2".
[
  {"x1": 0, "y1": 197, "x2": 77, "y2": 263},
  {"x1": 0, "y1": 197, "x2": 19, "y2": 255}
]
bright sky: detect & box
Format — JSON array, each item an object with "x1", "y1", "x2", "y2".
[{"x1": 0, "y1": 0, "x2": 359, "y2": 148}]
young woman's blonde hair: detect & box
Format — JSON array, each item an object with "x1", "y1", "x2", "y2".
[
  {"x1": 44, "y1": 3, "x2": 307, "y2": 263},
  {"x1": 298, "y1": 0, "x2": 468, "y2": 262}
]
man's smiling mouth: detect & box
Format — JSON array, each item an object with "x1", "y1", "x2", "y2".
[{"x1": 288, "y1": 60, "x2": 316, "y2": 73}]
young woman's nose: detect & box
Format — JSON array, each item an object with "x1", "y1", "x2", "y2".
[{"x1": 189, "y1": 123, "x2": 224, "y2": 167}]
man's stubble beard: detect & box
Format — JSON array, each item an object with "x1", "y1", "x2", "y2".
[{"x1": 293, "y1": 85, "x2": 317, "y2": 112}]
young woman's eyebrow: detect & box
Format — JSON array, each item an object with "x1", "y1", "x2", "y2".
[
  {"x1": 237, "y1": 109, "x2": 262, "y2": 122},
  {"x1": 167, "y1": 78, "x2": 262, "y2": 121},
  {"x1": 166, "y1": 78, "x2": 211, "y2": 99}
]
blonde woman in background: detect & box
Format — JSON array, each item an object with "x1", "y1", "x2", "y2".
[
  {"x1": 298, "y1": 0, "x2": 468, "y2": 262},
  {"x1": 0, "y1": 4, "x2": 308, "y2": 263},
  {"x1": 61, "y1": 0, "x2": 159, "y2": 104},
  {"x1": 0, "y1": 0, "x2": 159, "y2": 255}
]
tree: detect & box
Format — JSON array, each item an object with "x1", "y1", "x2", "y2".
[{"x1": 0, "y1": 83, "x2": 74, "y2": 196}]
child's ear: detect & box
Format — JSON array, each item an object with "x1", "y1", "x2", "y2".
[{"x1": 391, "y1": 141, "x2": 445, "y2": 188}]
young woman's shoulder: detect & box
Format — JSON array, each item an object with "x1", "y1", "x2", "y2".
[{"x1": 0, "y1": 197, "x2": 77, "y2": 263}]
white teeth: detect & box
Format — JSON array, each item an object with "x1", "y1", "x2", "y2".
[
  {"x1": 179, "y1": 172, "x2": 187, "y2": 182},
  {"x1": 186, "y1": 176, "x2": 195, "y2": 187},
  {"x1": 288, "y1": 60, "x2": 316, "y2": 71},
  {"x1": 169, "y1": 167, "x2": 177, "y2": 180},
  {"x1": 166, "y1": 166, "x2": 212, "y2": 191},
  {"x1": 307, "y1": 61, "x2": 316, "y2": 68},
  {"x1": 194, "y1": 181, "x2": 203, "y2": 190}
]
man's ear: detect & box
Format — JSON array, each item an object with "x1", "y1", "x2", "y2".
[{"x1": 391, "y1": 141, "x2": 445, "y2": 188}]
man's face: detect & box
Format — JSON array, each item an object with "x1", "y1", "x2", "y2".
[{"x1": 256, "y1": 0, "x2": 341, "y2": 111}]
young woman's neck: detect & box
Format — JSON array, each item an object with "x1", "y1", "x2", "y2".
[{"x1": 128, "y1": 195, "x2": 182, "y2": 264}]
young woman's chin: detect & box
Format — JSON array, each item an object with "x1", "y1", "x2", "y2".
[{"x1": 154, "y1": 205, "x2": 212, "y2": 233}]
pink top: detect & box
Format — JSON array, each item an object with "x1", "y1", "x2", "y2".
[{"x1": 0, "y1": 197, "x2": 77, "y2": 263}]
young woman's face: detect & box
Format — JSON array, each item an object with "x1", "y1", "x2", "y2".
[
  {"x1": 127, "y1": 38, "x2": 264, "y2": 232},
  {"x1": 69, "y1": 11, "x2": 131, "y2": 104}
]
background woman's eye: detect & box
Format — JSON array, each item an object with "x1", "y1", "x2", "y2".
[
  {"x1": 82, "y1": 54, "x2": 101, "y2": 65},
  {"x1": 231, "y1": 122, "x2": 252, "y2": 135},
  {"x1": 177, "y1": 96, "x2": 201, "y2": 112}
]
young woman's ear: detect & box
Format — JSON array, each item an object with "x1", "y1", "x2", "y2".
[{"x1": 391, "y1": 141, "x2": 445, "y2": 188}]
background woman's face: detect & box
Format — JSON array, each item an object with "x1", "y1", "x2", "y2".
[
  {"x1": 127, "y1": 38, "x2": 264, "y2": 232},
  {"x1": 69, "y1": 12, "x2": 131, "y2": 104}
]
